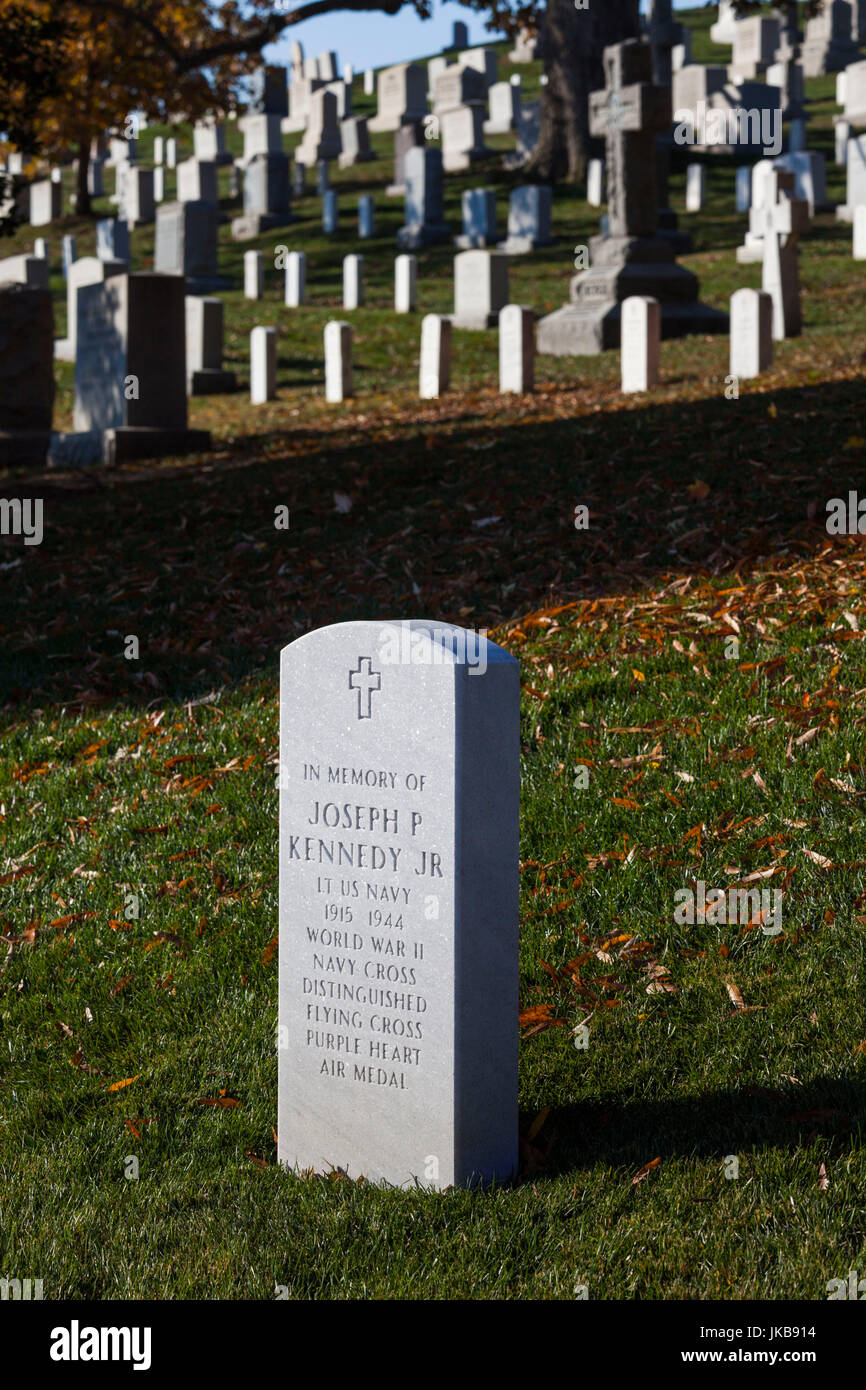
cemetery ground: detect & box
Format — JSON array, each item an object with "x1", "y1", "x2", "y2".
[{"x1": 2, "y1": 16, "x2": 866, "y2": 1300}]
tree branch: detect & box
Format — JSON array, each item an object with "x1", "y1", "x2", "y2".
[{"x1": 73, "y1": 0, "x2": 424, "y2": 75}]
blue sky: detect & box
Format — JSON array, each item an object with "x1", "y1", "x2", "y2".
[{"x1": 268, "y1": 0, "x2": 701, "y2": 77}]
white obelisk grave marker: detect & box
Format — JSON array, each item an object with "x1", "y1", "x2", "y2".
[{"x1": 278, "y1": 620, "x2": 519, "y2": 1188}]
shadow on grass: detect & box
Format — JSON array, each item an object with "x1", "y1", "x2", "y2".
[
  {"x1": 1, "y1": 371, "x2": 864, "y2": 714},
  {"x1": 517, "y1": 1075, "x2": 866, "y2": 1182}
]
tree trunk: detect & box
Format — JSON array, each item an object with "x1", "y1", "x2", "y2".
[
  {"x1": 76, "y1": 137, "x2": 91, "y2": 216},
  {"x1": 526, "y1": 0, "x2": 641, "y2": 184}
]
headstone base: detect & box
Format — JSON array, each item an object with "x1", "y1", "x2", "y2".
[
  {"x1": 189, "y1": 368, "x2": 237, "y2": 396},
  {"x1": 836, "y1": 205, "x2": 858, "y2": 223},
  {"x1": 386, "y1": 182, "x2": 407, "y2": 197},
  {"x1": 0, "y1": 430, "x2": 51, "y2": 465},
  {"x1": 47, "y1": 432, "x2": 104, "y2": 469},
  {"x1": 537, "y1": 299, "x2": 728, "y2": 355},
  {"x1": 54, "y1": 338, "x2": 74, "y2": 362},
  {"x1": 537, "y1": 230, "x2": 728, "y2": 354},
  {"x1": 101, "y1": 426, "x2": 212, "y2": 464},
  {"x1": 230, "y1": 212, "x2": 292, "y2": 240},
  {"x1": 396, "y1": 221, "x2": 452, "y2": 250}
]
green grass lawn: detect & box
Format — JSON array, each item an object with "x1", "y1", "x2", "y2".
[{"x1": 1, "y1": 8, "x2": 865, "y2": 1301}]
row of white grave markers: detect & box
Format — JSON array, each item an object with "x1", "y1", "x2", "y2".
[
  {"x1": 619, "y1": 289, "x2": 779, "y2": 394},
  {"x1": 419, "y1": 304, "x2": 536, "y2": 399},
  {"x1": 249, "y1": 303, "x2": 537, "y2": 406},
  {"x1": 281, "y1": 254, "x2": 418, "y2": 314}
]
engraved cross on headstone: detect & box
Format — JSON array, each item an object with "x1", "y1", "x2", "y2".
[
  {"x1": 589, "y1": 40, "x2": 672, "y2": 240},
  {"x1": 349, "y1": 655, "x2": 382, "y2": 719}
]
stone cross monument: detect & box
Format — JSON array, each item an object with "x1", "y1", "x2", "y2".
[{"x1": 537, "y1": 40, "x2": 728, "y2": 356}]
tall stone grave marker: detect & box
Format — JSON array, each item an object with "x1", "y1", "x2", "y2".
[
  {"x1": 457, "y1": 188, "x2": 497, "y2": 248},
  {"x1": 759, "y1": 185, "x2": 810, "y2": 338},
  {"x1": 500, "y1": 185, "x2": 554, "y2": 253},
  {"x1": 250, "y1": 66, "x2": 289, "y2": 119},
  {"x1": 369, "y1": 63, "x2": 427, "y2": 133},
  {"x1": 484, "y1": 81, "x2": 521, "y2": 135},
  {"x1": 339, "y1": 116, "x2": 375, "y2": 168},
  {"x1": 0, "y1": 254, "x2": 49, "y2": 289},
  {"x1": 97, "y1": 218, "x2": 129, "y2": 263},
  {"x1": 453, "y1": 249, "x2": 509, "y2": 329},
  {"x1": 397, "y1": 148, "x2": 451, "y2": 249},
  {"x1": 296, "y1": 90, "x2": 341, "y2": 166},
  {"x1": 154, "y1": 201, "x2": 226, "y2": 293},
  {"x1": 55, "y1": 255, "x2": 126, "y2": 362},
  {"x1": 0, "y1": 283, "x2": 54, "y2": 464},
  {"x1": 74, "y1": 272, "x2": 211, "y2": 461},
  {"x1": 177, "y1": 158, "x2": 218, "y2": 206},
  {"x1": 193, "y1": 120, "x2": 232, "y2": 166},
  {"x1": 802, "y1": 0, "x2": 858, "y2": 77},
  {"x1": 29, "y1": 180, "x2": 62, "y2": 227},
  {"x1": 387, "y1": 122, "x2": 424, "y2": 197},
  {"x1": 731, "y1": 16, "x2": 781, "y2": 79},
  {"x1": 537, "y1": 40, "x2": 727, "y2": 355},
  {"x1": 185, "y1": 296, "x2": 236, "y2": 395},
  {"x1": 232, "y1": 151, "x2": 291, "y2": 239},
  {"x1": 459, "y1": 48, "x2": 498, "y2": 90}
]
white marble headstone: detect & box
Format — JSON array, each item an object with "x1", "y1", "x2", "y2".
[
  {"x1": 395, "y1": 254, "x2": 417, "y2": 313},
  {"x1": 285, "y1": 250, "x2": 307, "y2": 306},
  {"x1": 729, "y1": 287, "x2": 773, "y2": 378},
  {"x1": 686, "y1": 163, "x2": 706, "y2": 212},
  {"x1": 498, "y1": 303, "x2": 534, "y2": 394},
  {"x1": 324, "y1": 320, "x2": 352, "y2": 401},
  {"x1": 587, "y1": 159, "x2": 605, "y2": 208},
  {"x1": 250, "y1": 324, "x2": 276, "y2": 402},
  {"x1": 452, "y1": 249, "x2": 509, "y2": 329},
  {"x1": 244, "y1": 249, "x2": 264, "y2": 300},
  {"x1": 343, "y1": 253, "x2": 364, "y2": 309},
  {"x1": 621, "y1": 295, "x2": 661, "y2": 393},
  {"x1": 277, "y1": 619, "x2": 519, "y2": 1188},
  {"x1": 419, "y1": 314, "x2": 451, "y2": 398}
]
